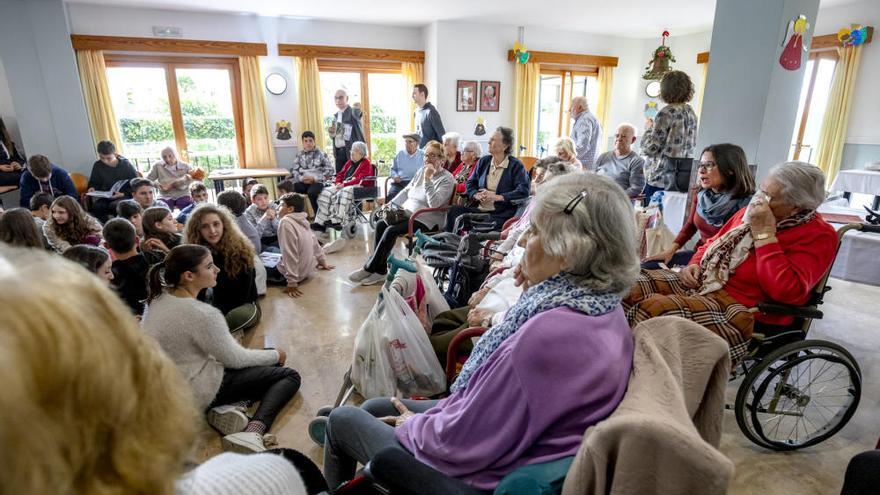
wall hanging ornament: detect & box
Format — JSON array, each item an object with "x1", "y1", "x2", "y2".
[
  {"x1": 644, "y1": 101, "x2": 659, "y2": 120},
  {"x1": 275, "y1": 120, "x2": 292, "y2": 141},
  {"x1": 643, "y1": 30, "x2": 676, "y2": 80},
  {"x1": 837, "y1": 25, "x2": 870, "y2": 47},
  {"x1": 780, "y1": 15, "x2": 810, "y2": 71},
  {"x1": 513, "y1": 26, "x2": 530, "y2": 64},
  {"x1": 474, "y1": 117, "x2": 486, "y2": 136}
]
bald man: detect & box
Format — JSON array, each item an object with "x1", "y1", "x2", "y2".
[
  {"x1": 595, "y1": 123, "x2": 645, "y2": 198},
  {"x1": 329, "y1": 89, "x2": 366, "y2": 173},
  {"x1": 569, "y1": 96, "x2": 602, "y2": 171}
]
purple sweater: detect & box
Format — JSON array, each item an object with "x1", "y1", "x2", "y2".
[{"x1": 395, "y1": 306, "x2": 633, "y2": 489}]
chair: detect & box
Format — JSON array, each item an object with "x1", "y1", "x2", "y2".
[
  {"x1": 519, "y1": 156, "x2": 538, "y2": 173},
  {"x1": 71, "y1": 172, "x2": 90, "y2": 209}
]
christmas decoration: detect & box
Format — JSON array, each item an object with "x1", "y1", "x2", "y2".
[
  {"x1": 513, "y1": 26, "x2": 530, "y2": 64},
  {"x1": 780, "y1": 15, "x2": 810, "y2": 71},
  {"x1": 643, "y1": 30, "x2": 676, "y2": 80},
  {"x1": 838, "y1": 25, "x2": 870, "y2": 47}
]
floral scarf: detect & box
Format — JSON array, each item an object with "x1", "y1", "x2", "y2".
[
  {"x1": 697, "y1": 210, "x2": 816, "y2": 295},
  {"x1": 450, "y1": 272, "x2": 621, "y2": 393}
]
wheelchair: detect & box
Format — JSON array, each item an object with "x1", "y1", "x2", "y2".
[{"x1": 330, "y1": 162, "x2": 385, "y2": 240}]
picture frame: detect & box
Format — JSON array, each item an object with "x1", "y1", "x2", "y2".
[
  {"x1": 479, "y1": 80, "x2": 500, "y2": 112},
  {"x1": 456, "y1": 80, "x2": 477, "y2": 112}
]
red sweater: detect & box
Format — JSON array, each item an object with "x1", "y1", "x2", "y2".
[
  {"x1": 691, "y1": 209, "x2": 837, "y2": 325},
  {"x1": 335, "y1": 158, "x2": 375, "y2": 188},
  {"x1": 674, "y1": 188, "x2": 726, "y2": 248},
  {"x1": 444, "y1": 151, "x2": 462, "y2": 174},
  {"x1": 452, "y1": 160, "x2": 478, "y2": 194}
]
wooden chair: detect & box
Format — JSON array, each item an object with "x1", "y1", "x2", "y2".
[{"x1": 519, "y1": 155, "x2": 538, "y2": 173}]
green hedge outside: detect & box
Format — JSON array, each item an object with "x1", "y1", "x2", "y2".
[{"x1": 120, "y1": 117, "x2": 234, "y2": 143}]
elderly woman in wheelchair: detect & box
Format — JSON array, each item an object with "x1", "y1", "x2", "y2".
[
  {"x1": 311, "y1": 141, "x2": 374, "y2": 251},
  {"x1": 323, "y1": 173, "x2": 639, "y2": 492},
  {"x1": 348, "y1": 140, "x2": 455, "y2": 286},
  {"x1": 624, "y1": 161, "x2": 837, "y2": 362}
]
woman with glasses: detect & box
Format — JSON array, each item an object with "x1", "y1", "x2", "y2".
[
  {"x1": 348, "y1": 140, "x2": 454, "y2": 286},
  {"x1": 643, "y1": 143, "x2": 755, "y2": 269},
  {"x1": 326, "y1": 173, "x2": 638, "y2": 490}
]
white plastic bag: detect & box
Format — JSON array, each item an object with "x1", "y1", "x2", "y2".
[
  {"x1": 415, "y1": 256, "x2": 450, "y2": 323},
  {"x1": 350, "y1": 299, "x2": 397, "y2": 399},
  {"x1": 382, "y1": 287, "x2": 447, "y2": 397}
]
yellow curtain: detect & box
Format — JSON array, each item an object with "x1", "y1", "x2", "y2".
[
  {"x1": 75, "y1": 50, "x2": 122, "y2": 151},
  {"x1": 238, "y1": 56, "x2": 277, "y2": 168},
  {"x1": 401, "y1": 62, "x2": 424, "y2": 131},
  {"x1": 513, "y1": 62, "x2": 540, "y2": 156},
  {"x1": 295, "y1": 57, "x2": 326, "y2": 150},
  {"x1": 815, "y1": 45, "x2": 863, "y2": 184},
  {"x1": 594, "y1": 66, "x2": 614, "y2": 153},
  {"x1": 694, "y1": 62, "x2": 709, "y2": 119}
]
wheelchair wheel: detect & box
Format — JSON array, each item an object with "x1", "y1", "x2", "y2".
[
  {"x1": 341, "y1": 221, "x2": 358, "y2": 239},
  {"x1": 735, "y1": 339, "x2": 861, "y2": 451}
]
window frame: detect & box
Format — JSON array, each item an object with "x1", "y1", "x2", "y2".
[
  {"x1": 536, "y1": 67, "x2": 599, "y2": 152},
  {"x1": 103, "y1": 54, "x2": 245, "y2": 168},
  {"x1": 790, "y1": 50, "x2": 839, "y2": 162}
]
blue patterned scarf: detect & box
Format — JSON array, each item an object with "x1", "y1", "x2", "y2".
[
  {"x1": 697, "y1": 189, "x2": 752, "y2": 227},
  {"x1": 450, "y1": 272, "x2": 622, "y2": 393}
]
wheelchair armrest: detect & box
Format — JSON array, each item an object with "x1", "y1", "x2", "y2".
[
  {"x1": 364, "y1": 447, "x2": 485, "y2": 495},
  {"x1": 446, "y1": 326, "x2": 488, "y2": 384},
  {"x1": 859, "y1": 223, "x2": 880, "y2": 234},
  {"x1": 756, "y1": 302, "x2": 823, "y2": 320}
]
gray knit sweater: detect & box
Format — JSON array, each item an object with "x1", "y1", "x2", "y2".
[
  {"x1": 142, "y1": 293, "x2": 279, "y2": 409},
  {"x1": 176, "y1": 453, "x2": 307, "y2": 495}
]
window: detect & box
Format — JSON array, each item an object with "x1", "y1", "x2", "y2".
[
  {"x1": 105, "y1": 55, "x2": 243, "y2": 173},
  {"x1": 318, "y1": 62, "x2": 405, "y2": 175},
  {"x1": 535, "y1": 70, "x2": 599, "y2": 155},
  {"x1": 789, "y1": 51, "x2": 839, "y2": 163}
]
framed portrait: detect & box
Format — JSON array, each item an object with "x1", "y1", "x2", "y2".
[
  {"x1": 479, "y1": 81, "x2": 500, "y2": 112},
  {"x1": 456, "y1": 80, "x2": 477, "y2": 112}
]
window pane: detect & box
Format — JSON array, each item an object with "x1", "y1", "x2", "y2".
[
  {"x1": 368, "y1": 73, "x2": 404, "y2": 176},
  {"x1": 799, "y1": 58, "x2": 837, "y2": 164},
  {"x1": 107, "y1": 67, "x2": 173, "y2": 172},
  {"x1": 175, "y1": 68, "x2": 238, "y2": 171},
  {"x1": 568, "y1": 75, "x2": 599, "y2": 138},
  {"x1": 535, "y1": 74, "x2": 562, "y2": 155},
  {"x1": 319, "y1": 72, "x2": 362, "y2": 156},
  {"x1": 789, "y1": 59, "x2": 815, "y2": 160}
]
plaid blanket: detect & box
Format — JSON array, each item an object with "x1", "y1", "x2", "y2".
[{"x1": 623, "y1": 269, "x2": 753, "y2": 362}]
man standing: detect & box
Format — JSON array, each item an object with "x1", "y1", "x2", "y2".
[
  {"x1": 329, "y1": 89, "x2": 365, "y2": 173},
  {"x1": 413, "y1": 84, "x2": 445, "y2": 147},
  {"x1": 595, "y1": 123, "x2": 646, "y2": 199},
  {"x1": 569, "y1": 96, "x2": 602, "y2": 171},
  {"x1": 387, "y1": 133, "x2": 425, "y2": 202}
]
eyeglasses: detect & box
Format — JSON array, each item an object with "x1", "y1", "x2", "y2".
[
  {"x1": 698, "y1": 161, "x2": 717, "y2": 171},
  {"x1": 425, "y1": 153, "x2": 442, "y2": 159},
  {"x1": 563, "y1": 190, "x2": 589, "y2": 214}
]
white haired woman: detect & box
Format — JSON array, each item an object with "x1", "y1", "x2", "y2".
[
  {"x1": 441, "y1": 131, "x2": 462, "y2": 173},
  {"x1": 323, "y1": 173, "x2": 638, "y2": 491},
  {"x1": 624, "y1": 161, "x2": 837, "y2": 362},
  {"x1": 311, "y1": 141, "x2": 374, "y2": 250},
  {"x1": 147, "y1": 146, "x2": 194, "y2": 210},
  {"x1": 451, "y1": 140, "x2": 482, "y2": 205},
  {"x1": 554, "y1": 136, "x2": 583, "y2": 170}
]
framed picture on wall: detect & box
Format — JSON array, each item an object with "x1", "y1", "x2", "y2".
[
  {"x1": 456, "y1": 80, "x2": 477, "y2": 112},
  {"x1": 479, "y1": 80, "x2": 500, "y2": 112}
]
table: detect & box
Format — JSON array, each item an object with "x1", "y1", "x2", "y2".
[
  {"x1": 207, "y1": 168, "x2": 291, "y2": 194},
  {"x1": 830, "y1": 169, "x2": 880, "y2": 211}
]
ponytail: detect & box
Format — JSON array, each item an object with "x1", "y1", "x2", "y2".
[{"x1": 145, "y1": 244, "x2": 212, "y2": 305}]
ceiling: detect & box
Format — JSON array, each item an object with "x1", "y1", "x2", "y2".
[{"x1": 65, "y1": 0, "x2": 863, "y2": 38}]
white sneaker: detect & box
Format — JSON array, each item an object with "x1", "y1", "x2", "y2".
[
  {"x1": 348, "y1": 268, "x2": 371, "y2": 282},
  {"x1": 323, "y1": 237, "x2": 346, "y2": 254},
  {"x1": 207, "y1": 405, "x2": 249, "y2": 435},
  {"x1": 317, "y1": 232, "x2": 332, "y2": 244},
  {"x1": 221, "y1": 431, "x2": 267, "y2": 454},
  {"x1": 361, "y1": 272, "x2": 386, "y2": 286}
]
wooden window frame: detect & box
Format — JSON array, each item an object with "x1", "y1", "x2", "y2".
[
  {"x1": 791, "y1": 50, "x2": 840, "y2": 161},
  {"x1": 537, "y1": 68, "x2": 599, "y2": 143},
  {"x1": 103, "y1": 54, "x2": 245, "y2": 167},
  {"x1": 316, "y1": 60, "x2": 403, "y2": 158}
]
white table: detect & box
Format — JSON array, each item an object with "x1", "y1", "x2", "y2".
[
  {"x1": 830, "y1": 169, "x2": 880, "y2": 210},
  {"x1": 817, "y1": 204, "x2": 880, "y2": 286},
  {"x1": 662, "y1": 191, "x2": 689, "y2": 236}
]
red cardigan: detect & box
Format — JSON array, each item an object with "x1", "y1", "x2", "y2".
[
  {"x1": 674, "y1": 188, "x2": 726, "y2": 248},
  {"x1": 443, "y1": 151, "x2": 462, "y2": 174},
  {"x1": 335, "y1": 158, "x2": 375, "y2": 188},
  {"x1": 691, "y1": 209, "x2": 837, "y2": 325},
  {"x1": 452, "y1": 160, "x2": 478, "y2": 194}
]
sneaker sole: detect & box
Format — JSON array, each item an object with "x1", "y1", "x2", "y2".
[
  {"x1": 207, "y1": 408, "x2": 249, "y2": 436},
  {"x1": 361, "y1": 276, "x2": 386, "y2": 286},
  {"x1": 221, "y1": 434, "x2": 266, "y2": 454}
]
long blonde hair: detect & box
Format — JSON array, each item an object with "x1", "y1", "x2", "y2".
[
  {"x1": 183, "y1": 203, "x2": 254, "y2": 278},
  {"x1": 0, "y1": 246, "x2": 199, "y2": 495}
]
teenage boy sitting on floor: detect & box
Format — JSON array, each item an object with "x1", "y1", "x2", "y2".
[
  {"x1": 116, "y1": 200, "x2": 144, "y2": 237},
  {"x1": 244, "y1": 185, "x2": 280, "y2": 249},
  {"x1": 276, "y1": 193, "x2": 334, "y2": 298},
  {"x1": 28, "y1": 192, "x2": 53, "y2": 231},
  {"x1": 103, "y1": 218, "x2": 164, "y2": 316},
  {"x1": 176, "y1": 181, "x2": 210, "y2": 225}
]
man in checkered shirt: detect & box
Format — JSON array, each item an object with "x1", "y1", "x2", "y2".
[{"x1": 568, "y1": 96, "x2": 602, "y2": 171}]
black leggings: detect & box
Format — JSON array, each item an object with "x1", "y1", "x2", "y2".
[
  {"x1": 842, "y1": 450, "x2": 880, "y2": 495},
  {"x1": 0, "y1": 170, "x2": 22, "y2": 187},
  {"x1": 292, "y1": 181, "x2": 325, "y2": 213},
  {"x1": 210, "y1": 365, "x2": 301, "y2": 430}
]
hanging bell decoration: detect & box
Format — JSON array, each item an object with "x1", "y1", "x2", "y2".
[{"x1": 643, "y1": 30, "x2": 676, "y2": 80}]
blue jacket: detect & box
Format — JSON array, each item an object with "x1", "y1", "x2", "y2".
[
  {"x1": 18, "y1": 163, "x2": 78, "y2": 207},
  {"x1": 465, "y1": 155, "x2": 530, "y2": 221}
]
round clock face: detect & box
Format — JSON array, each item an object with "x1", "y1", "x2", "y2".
[
  {"x1": 265, "y1": 73, "x2": 287, "y2": 95},
  {"x1": 645, "y1": 80, "x2": 661, "y2": 98}
]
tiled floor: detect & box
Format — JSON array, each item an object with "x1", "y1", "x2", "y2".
[{"x1": 198, "y1": 225, "x2": 880, "y2": 493}]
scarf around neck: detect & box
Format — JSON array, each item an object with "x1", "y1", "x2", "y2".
[
  {"x1": 697, "y1": 209, "x2": 816, "y2": 295},
  {"x1": 450, "y1": 272, "x2": 621, "y2": 393},
  {"x1": 697, "y1": 189, "x2": 752, "y2": 227}
]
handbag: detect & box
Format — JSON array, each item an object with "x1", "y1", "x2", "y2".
[
  {"x1": 376, "y1": 203, "x2": 409, "y2": 225},
  {"x1": 662, "y1": 156, "x2": 693, "y2": 192}
]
